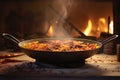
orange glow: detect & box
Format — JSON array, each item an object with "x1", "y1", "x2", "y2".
[
  {"x1": 98, "y1": 18, "x2": 108, "y2": 33},
  {"x1": 99, "y1": 18, "x2": 106, "y2": 24},
  {"x1": 109, "y1": 20, "x2": 114, "y2": 34},
  {"x1": 47, "y1": 25, "x2": 54, "y2": 37},
  {"x1": 84, "y1": 20, "x2": 92, "y2": 36},
  {"x1": 82, "y1": 18, "x2": 113, "y2": 37}
]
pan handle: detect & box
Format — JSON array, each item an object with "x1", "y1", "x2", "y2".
[
  {"x1": 101, "y1": 34, "x2": 119, "y2": 45},
  {"x1": 2, "y1": 33, "x2": 20, "y2": 44}
]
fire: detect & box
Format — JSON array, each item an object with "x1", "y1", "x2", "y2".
[
  {"x1": 98, "y1": 18, "x2": 114, "y2": 34},
  {"x1": 98, "y1": 18, "x2": 108, "y2": 32},
  {"x1": 84, "y1": 20, "x2": 92, "y2": 36},
  {"x1": 47, "y1": 25, "x2": 54, "y2": 37},
  {"x1": 47, "y1": 18, "x2": 113, "y2": 38},
  {"x1": 109, "y1": 20, "x2": 113, "y2": 34},
  {"x1": 99, "y1": 18, "x2": 106, "y2": 24},
  {"x1": 83, "y1": 18, "x2": 113, "y2": 37}
]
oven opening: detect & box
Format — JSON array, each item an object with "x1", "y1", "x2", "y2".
[
  {"x1": 46, "y1": 0, "x2": 113, "y2": 38},
  {"x1": 0, "y1": 0, "x2": 119, "y2": 54}
]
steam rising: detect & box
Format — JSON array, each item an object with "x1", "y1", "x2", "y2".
[
  {"x1": 52, "y1": 0, "x2": 73, "y2": 18},
  {"x1": 45, "y1": 0, "x2": 74, "y2": 38}
]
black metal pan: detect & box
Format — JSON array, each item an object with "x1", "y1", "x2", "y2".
[{"x1": 2, "y1": 33, "x2": 118, "y2": 65}]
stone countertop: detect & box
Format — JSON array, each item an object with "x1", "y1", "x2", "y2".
[{"x1": 0, "y1": 51, "x2": 120, "y2": 77}]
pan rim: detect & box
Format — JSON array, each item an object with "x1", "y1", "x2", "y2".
[{"x1": 18, "y1": 38, "x2": 102, "y2": 53}]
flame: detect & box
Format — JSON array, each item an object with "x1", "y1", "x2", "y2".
[
  {"x1": 99, "y1": 18, "x2": 106, "y2": 24},
  {"x1": 82, "y1": 18, "x2": 113, "y2": 37},
  {"x1": 98, "y1": 18, "x2": 108, "y2": 33},
  {"x1": 109, "y1": 20, "x2": 113, "y2": 34},
  {"x1": 47, "y1": 25, "x2": 54, "y2": 37},
  {"x1": 98, "y1": 18, "x2": 114, "y2": 34},
  {"x1": 84, "y1": 20, "x2": 92, "y2": 36},
  {"x1": 47, "y1": 18, "x2": 113, "y2": 38}
]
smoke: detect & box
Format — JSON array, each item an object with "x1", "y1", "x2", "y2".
[
  {"x1": 52, "y1": 0, "x2": 73, "y2": 18},
  {"x1": 45, "y1": 0, "x2": 74, "y2": 38}
]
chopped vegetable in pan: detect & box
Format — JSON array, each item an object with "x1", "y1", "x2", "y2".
[{"x1": 22, "y1": 40, "x2": 99, "y2": 52}]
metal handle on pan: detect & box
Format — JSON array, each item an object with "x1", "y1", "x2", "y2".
[
  {"x1": 2, "y1": 33, "x2": 20, "y2": 44},
  {"x1": 101, "y1": 34, "x2": 119, "y2": 45}
]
